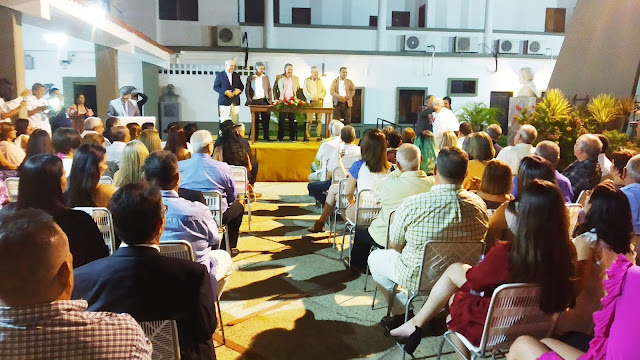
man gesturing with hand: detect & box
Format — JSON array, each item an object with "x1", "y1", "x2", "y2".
[{"x1": 214, "y1": 59, "x2": 244, "y2": 123}]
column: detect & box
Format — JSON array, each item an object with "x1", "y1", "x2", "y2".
[
  {"x1": 376, "y1": 0, "x2": 388, "y2": 51},
  {"x1": 94, "y1": 44, "x2": 119, "y2": 120},
  {"x1": 264, "y1": 0, "x2": 275, "y2": 49},
  {"x1": 483, "y1": 0, "x2": 494, "y2": 54},
  {"x1": 0, "y1": 7, "x2": 26, "y2": 117},
  {"x1": 142, "y1": 62, "x2": 159, "y2": 120}
]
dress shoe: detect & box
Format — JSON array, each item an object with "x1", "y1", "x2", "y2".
[
  {"x1": 316, "y1": 137, "x2": 322, "y2": 142},
  {"x1": 380, "y1": 310, "x2": 415, "y2": 331},
  {"x1": 230, "y1": 248, "x2": 240, "y2": 257}
]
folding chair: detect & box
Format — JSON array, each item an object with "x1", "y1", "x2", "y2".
[
  {"x1": 229, "y1": 165, "x2": 251, "y2": 230},
  {"x1": 99, "y1": 175, "x2": 113, "y2": 185},
  {"x1": 4, "y1": 177, "x2": 19, "y2": 202},
  {"x1": 74, "y1": 207, "x2": 117, "y2": 255},
  {"x1": 437, "y1": 283, "x2": 558, "y2": 360},
  {"x1": 139, "y1": 320, "x2": 181, "y2": 360},
  {"x1": 203, "y1": 191, "x2": 231, "y2": 255},
  {"x1": 369, "y1": 210, "x2": 395, "y2": 309},
  {"x1": 566, "y1": 203, "x2": 583, "y2": 236},
  {"x1": 576, "y1": 189, "x2": 592, "y2": 207},
  {"x1": 329, "y1": 178, "x2": 349, "y2": 247},
  {"x1": 340, "y1": 190, "x2": 381, "y2": 266},
  {"x1": 320, "y1": 158, "x2": 330, "y2": 181},
  {"x1": 331, "y1": 166, "x2": 347, "y2": 184}
]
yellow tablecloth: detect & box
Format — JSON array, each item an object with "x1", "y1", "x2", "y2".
[{"x1": 252, "y1": 142, "x2": 321, "y2": 182}]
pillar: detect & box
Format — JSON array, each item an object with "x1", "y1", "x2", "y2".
[
  {"x1": 94, "y1": 44, "x2": 119, "y2": 120},
  {"x1": 264, "y1": 0, "x2": 275, "y2": 49},
  {"x1": 376, "y1": 0, "x2": 388, "y2": 51},
  {"x1": 0, "y1": 7, "x2": 26, "y2": 117},
  {"x1": 483, "y1": 0, "x2": 494, "y2": 54},
  {"x1": 142, "y1": 62, "x2": 159, "y2": 120}
]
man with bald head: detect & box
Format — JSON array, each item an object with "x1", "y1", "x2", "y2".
[
  {"x1": 496, "y1": 124, "x2": 538, "y2": 175},
  {"x1": 0, "y1": 208, "x2": 151, "y2": 359},
  {"x1": 563, "y1": 134, "x2": 602, "y2": 202},
  {"x1": 348, "y1": 144, "x2": 434, "y2": 271}
]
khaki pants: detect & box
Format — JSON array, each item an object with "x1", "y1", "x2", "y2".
[
  {"x1": 219, "y1": 104, "x2": 240, "y2": 123},
  {"x1": 305, "y1": 100, "x2": 323, "y2": 139}
]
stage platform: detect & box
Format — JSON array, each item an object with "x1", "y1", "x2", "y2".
[{"x1": 251, "y1": 141, "x2": 321, "y2": 182}]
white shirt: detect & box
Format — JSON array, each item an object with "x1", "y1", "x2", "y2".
[
  {"x1": 357, "y1": 164, "x2": 390, "y2": 192},
  {"x1": 432, "y1": 108, "x2": 459, "y2": 138},
  {"x1": 0, "y1": 96, "x2": 23, "y2": 113},
  {"x1": 26, "y1": 95, "x2": 51, "y2": 134},
  {"x1": 226, "y1": 71, "x2": 233, "y2": 86},
  {"x1": 316, "y1": 137, "x2": 341, "y2": 167},
  {"x1": 105, "y1": 141, "x2": 127, "y2": 166},
  {"x1": 496, "y1": 142, "x2": 536, "y2": 175},
  {"x1": 0, "y1": 140, "x2": 25, "y2": 167},
  {"x1": 62, "y1": 157, "x2": 73, "y2": 178},
  {"x1": 457, "y1": 136, "x2": 467, "y2": 149},
  {"x1": 252, "y1": 74, "x2": 265, "y2": 100},
  {"x1": 598, "y1": 153, "x2": 612, "y2": 177},
  {"x1": 338, "y1": 79, "x2": 347, "y2": 97}
]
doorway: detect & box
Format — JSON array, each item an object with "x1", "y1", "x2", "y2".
[
  {"x1": 489, "y1": 91, "x2": 513, "y2": 134},
  {"x1": 349, "y1": 88, "x2": 364, "y2": 124},
  {"x1": 397, "y1": 88, "x2": 428, "y2": 124},
  {"x1": 418, "y1": 5, "x2": 426, "y2": 28},
  {"x1": 62, "y1": 77, "x2": 97, "y2": 113},
  {"x1": 245, "y1": 0, "x2": 265, "y2": 23}
]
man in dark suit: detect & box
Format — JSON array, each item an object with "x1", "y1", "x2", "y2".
[
  {"x1": 416, "y1": 95, "x2": 435, "y2": 133},
  {"x1": 72, "y1": 183, "x2": 217, "y2": 360},
  {"x1": 245, "y1": 61, "x2": 272, "y2": 141},
  {"x1": 213, "y1": 59, "x2": 244, "y2": 123}
]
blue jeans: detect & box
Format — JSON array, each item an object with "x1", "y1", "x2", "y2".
[{"x1": 308, "y1": 180, "x2": 331, "y2": 204}]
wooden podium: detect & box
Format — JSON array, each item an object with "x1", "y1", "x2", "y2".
[{"x1": 248, "y1": 105, "x2": 334, "y2": 144}]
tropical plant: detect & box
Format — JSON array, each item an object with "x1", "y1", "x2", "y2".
[
  {"x1": 457, "y1": 102, "x2": 502, "y2": 131},
  {"x1": 603, "y1": 130, "x2": 639, "y2": 158},
  {"x1": 587, "y1": 94, "x2": 620, "y2": 132}
]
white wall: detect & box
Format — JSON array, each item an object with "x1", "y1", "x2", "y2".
[
  {"x1": 110, "y1": 0, "x2": 159, "y2": 40},
  {"x1": 160, "y1": 51, "x2": 557, "y2": 126}
]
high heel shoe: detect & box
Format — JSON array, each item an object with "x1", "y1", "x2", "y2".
[{"x1": 394, "y1": 326, "x2": 422, "y2": 355}]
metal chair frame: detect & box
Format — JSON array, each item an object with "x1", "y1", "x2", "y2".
[
  {"x1": 99, "y1": 175, "x2": 113, "y2": 185},
  {"x1": 139, "y1": 320, "x2": 181, "y2": 360},
  {"x1": 4, "y1": 177, "x2": 19, "y2": 202},
  {"x1": 368, "y1": 210, "x2": 395, "y2": 309},
  {"x1": 203, "y1": 191, "x2": 231, "y2": 255},
  {"x1": 340, "y1": 189, "x2": 381, "y2": 266},
  {"x1": 329, "y1": 178, "x2": 349, "y2": 247},
  {"x1": 74, "y1": 207, "x2": 117, "y2": 255},
  {"x1": 229, "y1": 165, "x2": 251, "y2": 230},
  {"x1": 566, "y1": 203, "x2": 583, "y2": 236}
]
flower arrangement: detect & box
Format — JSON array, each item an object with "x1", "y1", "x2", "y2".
[{"x1": 271, "y1": 97, "x2": 311, "y2": 123}]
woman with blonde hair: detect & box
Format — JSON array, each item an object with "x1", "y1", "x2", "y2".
[
  {"x1": 113, "y1": 140, "x2": 149, "y2": 187},
  {"x1": 462, "y1": 132, "x2": 496, "y2": 188},
  {"x1": 437, "y1": 131, "x2": 458, "y2": 151},
  {"x1": 139, "y1": 129, "x2": 162, "y2": 153}
]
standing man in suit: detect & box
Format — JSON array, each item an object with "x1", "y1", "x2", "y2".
[
  {"x1": 72, "y1": 183, "x2": 217, "y2": 360},
  {"x1": 213, "y1": 59, "x2": 244, "y2": 124},
  {"x1": 330, "y1": 67, "x2": 355, "y2": 125},
  {"x1": 245, "y1": 61, "x2": 272, "y2": 141},
  {"x1": 106, "y1": 86, "x2": 141, "y2": 118},
  {"x1": 276, "y1": 63, "x2": 301, "y2": 142},
  {"x1": 303, "y1": 66, "x2": 327, "y2": 142}
]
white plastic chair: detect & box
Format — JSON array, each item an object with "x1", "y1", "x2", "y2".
[
  {"x1": 437, "y1": 283, "x2": 558, "y2": 360},
  {"x1": 203, "y1": 190, "x2": 231, "y2": 255},
  {"x1": 229, "y1": 165, "x2": 251, "y2": 230},
  {"x1": 139, "y1": 320, "x2": 181, "y2": 360},
  {"x1": 4, "y1": 177, "x2": 19, "y2": 202},
  {"x1": 99, "y1": 175, "x2": 113, "y2": 185},
  {"x1": 340, "y1": 190, "x2": 382, "y2": 266},
  {"x1": 74, "y1": 207, "x2": 117, "y2": 255},
  {"x1": 576, "y1": 189, "x2": 592, "y2": 207},
  {"x1": 329, "y1": 178, "x2": 349, "y2": 247},
  {"x1": 566, "y1": 203, "x2": 583, "y2": 236}
]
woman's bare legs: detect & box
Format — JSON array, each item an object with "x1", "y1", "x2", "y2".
[
  {"x1": 390, "y1": 262, "x2": 471, "y2": 338},
  {"x1": 507, "y1": 336, "x2": 551, "y2": 360},
  {"x1": 309, "y1": 184, "x2": 339, "y2": 232}
]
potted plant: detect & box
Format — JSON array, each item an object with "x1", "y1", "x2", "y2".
[{"x1": 457, "y1": 102, "x2": 502, "y2": 132}]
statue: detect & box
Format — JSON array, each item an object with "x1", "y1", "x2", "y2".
[
  {"x1": 517, "y1": 67, "x2": 538, "y2": 97},
  {"x1": 160, "y1": 84, "x2": 180, "y2": 103}
]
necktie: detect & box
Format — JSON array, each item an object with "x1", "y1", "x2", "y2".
[{"x1": 124, "y1": 101, "x2": 129, "y2": 115}]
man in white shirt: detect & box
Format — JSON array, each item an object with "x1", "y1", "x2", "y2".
[
  {"x1": 330, "y1": 67, "x2": 356, "y2": 125},
  {"x1": 245, "y1": 61, "x2": 272, "y2": 141},
  {"x1": 457, "y1": 122, "x2": 472, "y2": 148},
  {"x1": 303, "y1": 66, "x2": 327, "y2": 142},
  {"x1": 105, "y1": 125, "x2": 130, "y2": 166},
  {"x1": 26, "y1": 83, "x2": 51, "y2": 134},
  {"x1": 431, "y1": 97, "x2": 459, "y2": 138},
  {"x1": 597, "y1": 134, "x2": 612, "y2": 178},
  {"x1": 0, "y1": 79, "x2": 30, "y2": 120},
  {"x1": 81, "y1": 117, "x2": 111, "y2": 146},
  {"x1": 213, "y1": 59, "x2": 244, "y2": 124},
  {"x1": 496, "y1": 124, "x2": 538, "y2": 175},
  {"x1": 309, "y1": 120, "x2": 344, "y2": 182}
]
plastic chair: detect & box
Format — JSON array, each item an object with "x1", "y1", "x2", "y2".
[
  {"x1": 99, "y1": 175, "x2": 113, "y2": 185},
  {"x1": 203, "y1": 191, "x2": 231, "y2": 255},
  {"x1": 340, "y1": 189, "x2": 381, "y2": 266},
  {"x1": 331, "y1": 166, "x2": 347, "y2": 185},
  {"x1": 74, "y1": 207, "x2": 117, "y2": 255},
  {"x1": 369, "y1": 210, "x2": 395, "y2": 309},
  {"x1": 320, "y1": 158, "x2": 330, "y2": 181},
  {"x1": 576, "y1": 189, "x2": 592, "y2": 207},
  {"x1": 229, "y1": 165, "x2": 251, "y2": 230},
  {"x1": 139, "y1": 320, "x2": 181, "y2": 360},
  {"x1": 329, "y1": 178, "x2": 349, "y2": 247},
  {"x1": 437, "y1": 283, "x2": 558, "y2": 360},
  {"x1": 566, "y1": 203, "x2": 583, "y2": 236},
  {"x1": 4, "y1": 177, "x2": 19, "y2": 202}
]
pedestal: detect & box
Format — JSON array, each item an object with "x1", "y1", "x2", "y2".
[
  {"x1": 159, "y1": 102, "x2": 180, "y2": 136},
  {"x1": 508, "y1": 97, "x2": 538, "y2": 145}
]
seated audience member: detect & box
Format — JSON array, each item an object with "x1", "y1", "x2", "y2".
[
  {"x1": 103, "y1": 117, "x2": 120, "y2": 144},
  {"x1": 66, "y1": 144, "x2": 116, "y2": 208},
  {"x1": 563, "y1": 134, "x2": 602, "y2": 202},
  {"x1": 390, "y1": 180, "x2": 577, "y2": 356},
  {"x1": 12, "y1": 154, "x2": 108, "y2": 267},
  {"x1": 496, "y1": 124, "x2": 537, "y2": 175},
  {"x1": 113, "y1": 140, "x2": 149, "y2": 188},
  {"x1": 179, "y1": 130, "x2": 244, "y2": 256},
  {"x1": 432, "y1": 97, "x2": 459, "y2": 138},
  {"x1": 213, "y1": 123, "x2": 250, "y2": 173},
  {"x1": 385, "y1": 129, "x2": 402, "y2": 165},
  {"x1": 308, "y1": 129, "x2": 390, "y2": 233},
  {"x1": 81, "y1": 132, "x2": 104, "y2": 146},
  {"x1": 82, "y1": 117, "x2": 110, "y2": 146},
  {"x1": 105, "y1": 125, "x2": 130, "y2": 166},
  {"x1": 472, "y1": 159, "x2": 513, "y2": 210},
  {"x1": 0, "y1": 152, "x2": 18, "y2": 205},
  {"x1": 511, "y1": 140, "x2": 574, "y2": 202},
  {"x1": 0, "y1": 208, "x2": 151, "y2": 359},
  {"x1": 165, "y1": 124, "x2": 191, "y2": 161},
  {"x1": 485, "y1": 156, "x2": 556, "y2": 248},
  {"x1": 144, "y1": 151, "x2": 233, "y2": 298},
  {"x1": 72, "y1": 183, "x2": 217, "y2": 360},
  {"x1": 486, "y1": 124, "x2": 503, "y2": 156},
  {"x1": 462, "y1": 132, "x2": 495, "y2": 189},
  {"x1": 184, "y1": 123, "x2": 198, "y2": 144},
  {"x1": 368, "y1": 147, "x2": 488, "y2": 328},
  {"x1": 52, "y1": 127, "x2": 81, "y2": 177},
  {"x1": 436, "y1": 131, "x2": 458, "y2": 151},
  {"x1": 0, "y1": 122, "x2": 25, "y2": 167},
  {"x1": 597, "y1": 134, "x2": 612, "y2": 179},
  {"x1": 401, "y1": 128, "x2": 416, "y2": 145},
  {"x1": 457, "y1": 121, "x2": 472, "y2": 148},
  {"x1": 126, "y1": 122, "x2": 142, "y2": 140},
  {"x1": 139, "y1": 128, "x2": 162, "y2": 153},
  {"x1": 414, "y1": 130, "x2": 437, "y2": 175},
  {"x1": 21, "y1": 129, "x2": 53, "y2": 165},
  {"x1": 235, "y1": 123, "x2": 259, "y2": 192},
  {"x1": 141, "y1": 122, "x2": 155, "y2": 131},
  {"x1": 610, "y1": 148, "x2": 637, "y2": 187},
  {"x1": 307, "y1": 125, "x2": 361, "y2": 205},
  {"x1": 309, "y1": 120, "x2": 344, "y2": 182},
  {"x1": 621, "y1": 154, "x2": 640, "y2": 233},
  {"x1": 349, "y1": 143, "x2": 433, "y2": 271},
  {"x1": 14, "y1": 118, "x2": 32, "y2": 150}
]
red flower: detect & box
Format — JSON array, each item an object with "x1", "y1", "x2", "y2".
[
  {"x1": 300, "y1": 101, "x2": 305, "y2": 105},
  {"x1": 515, "y1": 105, "x2": 522, "y2": 111},
  {"x1": 288, "y1": 101, "x2": 294, "y2": 105}
]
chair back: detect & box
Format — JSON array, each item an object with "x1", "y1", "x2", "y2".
[
  {"x1": 139, "y1": 320, "x2": 181, "y2": 360},
  {"x1": 99, "y1": 175, "x2": 113, "y2": 185},
  {"x1": 74, "y1": 207, "x2": 116, "y2": 255},
  {"x1": 321, "y1": 158, "x2": 330, "y2": 181},
  {"x1": 566, "y1": 203, "x2": 583, "y2": 236},
  {"x1": 332, "y1": 167, "x2": 346, "y2": 184},
  {"x1": 476, "y1": 283, "x2": 557, "y2": 353},
  {"x1": 354, "y1": 189, "x2": 381, "y2": 227},
  {"x1": 159, "y1": 241, "x2": 195, "y2": 262},
  {"x1": 4, "y1": 177, "x2": 19, "y2": 202},
  {"x1": 336, "y1": 178, "x2": 350, "y2": 211},
  {"x1": 203, "y1": 191, "x2": 223, "y2": 228},
  {"x1": 385, "y1": 210, "x2": 396, "y2": 249},
  {"x1": 576, "y1": 189, "x2": 592, "y2": 207},
  {"x1": 415, "y1": 240, "x2": 485, "y2": 294},
  {"x1": 229, "y1": 165, "x2": 248, "y2": 198}
]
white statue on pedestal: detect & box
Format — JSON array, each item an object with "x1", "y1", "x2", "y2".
[{"x1": 517, "y1": 67, "x2": 538, "y2": 97}]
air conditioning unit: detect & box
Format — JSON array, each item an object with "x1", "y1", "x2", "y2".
[
  {"x1": 453, "y1": 36, "x2": 479, "y2": 53},
  {"x1": 497, "y1": 39, "x2": 520, "y2": 54},
  {"x1": 524, "y1": 40, "x2": 545, "y2": 55},
  {"x1": 210, "y1": 26, "x2": 242, "y2": 47},
  {"x1": 403, "y1": 35, "x2": 427, "y2": 52}
]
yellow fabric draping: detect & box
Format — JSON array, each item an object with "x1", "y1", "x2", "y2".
[{"x1": 252, "y1": 142, "x2": 321, "y2": 182}]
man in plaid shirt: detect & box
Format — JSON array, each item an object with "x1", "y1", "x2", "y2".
[
  {"x1": 368, "y1": 147, "x2": 488, "y2": 329},
  {"x1": 0, "y1": 208, "x2": 151, "y2": 359},
  {"x1": 562, "y1": 134, "x2": 602, "y2": 202}
]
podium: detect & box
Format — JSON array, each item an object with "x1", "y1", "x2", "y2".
[{"x1": 248, "y1": 105, "x2": 334, "y2": 144}]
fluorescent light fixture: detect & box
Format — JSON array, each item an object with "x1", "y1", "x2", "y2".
[{"x1": 43, "y1": 32, "x2": 68, "y2": 45}]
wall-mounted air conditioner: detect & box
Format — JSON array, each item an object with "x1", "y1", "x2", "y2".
[
  {"x1": 210, "y1": 26, "x2": 242, "y2": 47},
  {"x1": 403, "y1": 35, "x2": 427, "y2": 52},
  {"x1": 524, "y1": 40, "x2": 545, "y2": 55},
  {"x1": 497, "y1": 39, "x2": 520, "y2": 54},
  {"x1": 453, "y1": 36, "x2": 479, "y2": 53}
]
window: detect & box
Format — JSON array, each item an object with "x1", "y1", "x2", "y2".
[
  {"x1": 397, "y1": 88, "x2": 427, "y2": 124},
  {"x1": 350, "y1": 88, "x2": 364, "y2": 124},
  {"x1": 292, "y1": 7, "x2": 311, "y2": 25},
  {"x1": 391, "y1": 11, "x2": 410, "y2": 28},
  {"x1": 244, "y1": 0, "x2": 265, "y2": 24},
  {"x1": 369, "y1": 16, "x2": 378, "y2": 27},
  {"x1": 447, "y1": 79, "x2": 478, "y2": 97},
  {"x1": 159, "y1": 0, "x2": 198, "y2": 21},
  {"x1": 545, "y1": 8, "x2": 566, "y2": 33}
]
